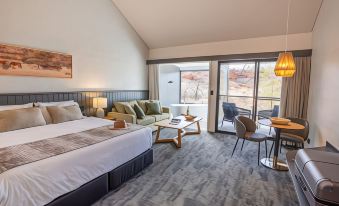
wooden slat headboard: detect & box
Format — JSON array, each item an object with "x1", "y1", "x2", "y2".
[{"x1": 0, "y1": 90, "x2": 148, "y2": 116}]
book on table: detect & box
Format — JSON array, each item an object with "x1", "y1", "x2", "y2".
[{"x1": 170, "y1": 118, "x2": 181, "y2": 125}]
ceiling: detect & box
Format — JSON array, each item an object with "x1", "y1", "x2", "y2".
[{"x1": 112, "y1": 0, "x2": 322, "y2": 49}]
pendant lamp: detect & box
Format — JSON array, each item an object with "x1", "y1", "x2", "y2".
[{"x1": 274, "y1": 0, "x2": 296, "y2": 77}]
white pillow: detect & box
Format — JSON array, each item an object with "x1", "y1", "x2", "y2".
[
  {"x1": 35, "y1": 100, "x2": 79, "y2": 107},
  {"x1": 0, "y1": 103, "x2": 33, "y2": 111}
]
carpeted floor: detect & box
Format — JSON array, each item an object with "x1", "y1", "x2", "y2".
[{"x1": 94, "y1": 129, "x2": 298, "y2": 206}]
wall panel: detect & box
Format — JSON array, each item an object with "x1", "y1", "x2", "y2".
[{"x1": 0, "y1": 90, "x2": 148, "y2": 116}]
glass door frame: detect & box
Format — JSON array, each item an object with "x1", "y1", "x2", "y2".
[{"x1": 215, "y1": 58, "x2": 278, "y2": 134}]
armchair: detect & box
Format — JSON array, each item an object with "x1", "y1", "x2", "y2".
[
  {"x1": 258, "y1": 105, "x2": 279, "y2": 120},
  {"x1": 221, "y1": 102, "x2": 251, "y2": 126}
]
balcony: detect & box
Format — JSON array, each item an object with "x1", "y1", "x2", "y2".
[{"x1": 217, "y1": 95, "x2": 280, "y2": 135}]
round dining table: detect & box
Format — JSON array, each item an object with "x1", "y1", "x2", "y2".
[{"x1": 258, "y1": 119, "x2": 305, "y2": 171}]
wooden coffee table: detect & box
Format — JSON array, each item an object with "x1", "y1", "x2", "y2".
[{"x1": 154, "y1": 116, "x2": 202, "y2": 148}]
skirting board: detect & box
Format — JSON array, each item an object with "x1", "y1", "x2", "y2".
[{"x1": 326, "y1": 141, "x2": 339, "y2": 153}]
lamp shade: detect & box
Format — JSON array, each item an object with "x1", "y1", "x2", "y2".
[
  {"x1": 274, "y1": 52, "x2": 296, "y2": 77},
  {"x1": 93, "y1": 97, "x2": 107, "y2": 109}
]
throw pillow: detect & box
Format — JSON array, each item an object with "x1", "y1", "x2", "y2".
[
  {"x1": 124, "y1": 104, "x2": 136, "y2": 116},
  {"x1": 114, "y1": 102, "x2": 128, "y2": 113},
  {"x1": 151, "y1": 100, "x2": 162, "y2": 111},
  {"x1": 136, "y1": 100, "x2": 148, "y2": 113},
  {"x1": 0, "y1": 107, "x2": 46, "y2": 132},
  {"x1": 47, "y1": 105, "x2": 83, "y2": 124},
  {"x1": 134, "y1": 104, "x2": 146, "y2": 119},
  {"x1": 145, "y1": 102, "x2": 162, "y2": 115},
  {"x1": 39, "y1": 106, "x2": 53, "y2": 124},
  {"x1": 129, "y1": 100, "x2": 138, "y2": 107}
]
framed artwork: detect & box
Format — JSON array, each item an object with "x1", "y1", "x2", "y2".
[{"x1": 0, "y1": 44, "x2": 72, "y2": 78}]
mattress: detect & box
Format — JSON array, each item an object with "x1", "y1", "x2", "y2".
[{"x1": 0, "y1": 117, "x2": 153, "y2": 206}]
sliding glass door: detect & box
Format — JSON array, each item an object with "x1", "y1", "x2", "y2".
[
  {"x1": 216, "y1": 59, "x2": 281, "y2": 133},
  {"x1": 217, "y1": 61, "x2": 256, "y2": 132}
]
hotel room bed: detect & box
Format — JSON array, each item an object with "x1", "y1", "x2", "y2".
[{"x1": 0, "y1": 117, "x2": 153, "y2": 206}]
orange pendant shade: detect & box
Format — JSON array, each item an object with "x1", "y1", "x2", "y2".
[{"x1": 274, "y1": 52, "x2": 296, "y2": 77}]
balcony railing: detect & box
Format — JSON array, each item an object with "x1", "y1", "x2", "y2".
[{"x1": 219, "y1": 94, "x2": 280, "y2": 118}]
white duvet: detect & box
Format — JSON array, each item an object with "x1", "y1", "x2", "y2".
[{"x1": 0, "y1": 117, "x2": 153, "y2": 206}]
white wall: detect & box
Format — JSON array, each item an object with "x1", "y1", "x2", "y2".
[
  {"x1": 0, "y1": 0, "x2": 148, "y2": 93},
  {"x1": 308, "y1": 0, "x2": 339, "y2": 150},
  {"x1": 149, "y1": 33, "x2": 312, "y2": 60},
  {"x1": 159, "y1": 65, "x2": 180, "y2": 107}
]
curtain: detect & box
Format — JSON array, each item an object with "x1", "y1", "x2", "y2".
[
  {"x1": 148, "y1": 64, "x2": 160, "y2": 100},
  {"x1": 280, "y1": 56, "x2": 311, "y2": 119}
]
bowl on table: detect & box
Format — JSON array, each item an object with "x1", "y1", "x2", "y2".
[
  {"x1": 184, "y1": 115, "x2": 196, "y2": 121},
  {"x1": 270, "y1": 117, "x2": 291, "y2": 125}
]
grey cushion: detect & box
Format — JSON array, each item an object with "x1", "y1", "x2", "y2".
[
  {"x1": 134, "y1": 104, "x2": 146, "y2": 119},
  {"x1": 136, "y1": 115, "x2": 155, "y2": 126},
  {"x1": 47, "y1": 105, "x2": 83, "y2": 124},
  {"x1": 0, "y1": 107, "x2": 46, "y2": 132},
  {"x1": 244, "y1": 132, "x2": 267, "y2": 142}
]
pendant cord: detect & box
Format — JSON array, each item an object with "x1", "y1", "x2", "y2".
[{"x1": 285, "y1": 0, "x2": 292, "y2": 52}]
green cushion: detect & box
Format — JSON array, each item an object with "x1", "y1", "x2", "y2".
[
  {"x1": 134, "y1": 104, "x2": 146, "y2": 119},
  {"x1": 152, "y1": 100, "x2": 162, "y2": 112},
  {"x1": 114, "y1": 102, "x2": 128, "y2": 113},
  {"x1": 124, "y1": 104, "x2": 136, "y2": 116},
  {"x1": 145, "y1": 102, "x2": 162, "y2": 115}
]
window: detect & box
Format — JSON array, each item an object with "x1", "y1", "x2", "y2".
[
  {"x1": 180, "y1": 70, "x2": 209, "y2": 104},
  {"x1": 217, "y1": 60, "x2": 282, "y2": 133}
]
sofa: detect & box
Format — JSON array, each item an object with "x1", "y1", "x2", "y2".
[{"x1": 107, "y1": 100, "x2": 171, "y2": 131}]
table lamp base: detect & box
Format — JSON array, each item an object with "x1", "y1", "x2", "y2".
[{"x1": 96, "y1": 108, "x2": 105, "y2": 118}]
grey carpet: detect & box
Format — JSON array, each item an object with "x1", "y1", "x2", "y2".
[{"x1": 94, "y1": 129, "x2": 298, "y2": 206}]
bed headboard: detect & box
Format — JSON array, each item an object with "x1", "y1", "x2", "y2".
[{"x1": 0, "y1": 90, "x2": 148, "y2": 116}]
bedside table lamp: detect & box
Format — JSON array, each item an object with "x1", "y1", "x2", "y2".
[{"x1": 93, "y1": 97, "x2": 107, "y2": 118}]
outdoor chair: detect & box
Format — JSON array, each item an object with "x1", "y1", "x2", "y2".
[
  {"x1": 258, "y1": 105, "x2": 279, "y2": 134},
  {"x1": 221, "y1": 102, "x2": 251, "y2": 126}
]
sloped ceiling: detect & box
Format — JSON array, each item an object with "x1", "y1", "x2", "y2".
[{"x1": 112, "y1": 0, "x2": 322, "y2": 49}]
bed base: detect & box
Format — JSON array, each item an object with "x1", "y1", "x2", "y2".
[{"x1": 46, "y1": 149, "x2": 153, "y2": 206}]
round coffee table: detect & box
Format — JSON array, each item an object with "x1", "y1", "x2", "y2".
[{"x1": 258, "y1": 119, "x2": 305, "y2": 171}]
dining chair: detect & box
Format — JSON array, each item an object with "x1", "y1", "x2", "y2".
[
  {"x1": 268, "y1": 117, "x2": 309, "y2": 157},
  {"x1": 232, "y1": 116, "x2": 268, "y2": 165}
]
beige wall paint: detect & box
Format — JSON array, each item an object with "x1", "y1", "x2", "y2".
[
  {"x1": 308, "y1": 0, "x2": 339, "y2": 150},
  {"x1": 149, "y1": 33, "x2": 312, "y2": 60},
  {"x1": 0, "y1": 0, "x2": 148, "y2": 93}
]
